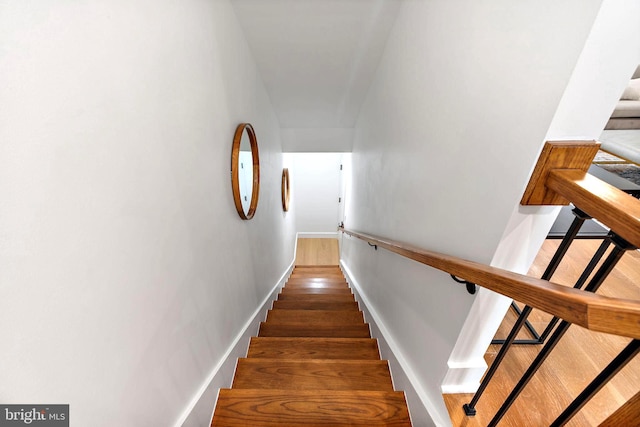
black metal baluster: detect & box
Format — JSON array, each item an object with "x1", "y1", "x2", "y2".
[
  {"x1": 463, "y1": 208, "x2": 590, "y2": 416},
  {"x1": 550, "y1": 339, "x2": 640, "y2": 427},
  {"x1": 535, "y1": 237, "x2": 611, "y2": 343},
  {"x1": 486, "y1": 233, "x2": 636, "y2": 427}
]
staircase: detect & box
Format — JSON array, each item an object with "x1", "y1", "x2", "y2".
[{"x1": 211, "y1": 265, "x2": 412, "y2": 426}]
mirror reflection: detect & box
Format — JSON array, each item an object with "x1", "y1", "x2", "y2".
[
  {"x1": 238, "y1": 130, "x2": 253, "y2": 214},
  {"x1": 231, "y1": 123, "x2": 259, "y2": 220}
]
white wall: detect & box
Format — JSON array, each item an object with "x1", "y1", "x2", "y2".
[
  {"x1": 340, "y1": 1, "x2": 605, "y2": 425},
  {"x1": 287, "y1": 153, "x2": 343, "y2": 234},
  {"x1": 0, "y1": 1, "x2": 296, "y2": 426}
]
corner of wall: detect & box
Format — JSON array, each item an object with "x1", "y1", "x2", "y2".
[{"x1": 176, "y1": 261, "x2": 294, "y2": 427}]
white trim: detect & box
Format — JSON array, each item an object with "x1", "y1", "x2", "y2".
[
  {"x1": 341, "y1": 261, "x2": 447, "y2": 427},
  {"x1": 440, "y1": 357, "x2": 488, "y2": 394},
  {"x1": 297, "y1": 231, "x2": 339, "y2": 239},
  {"x1": 175, "y1": 260, "x2": 294, "y2": 427}
]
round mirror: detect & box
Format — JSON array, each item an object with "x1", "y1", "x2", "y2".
[
  {"x1": 281, "y1": 168, "x2": 290, "y2": 212},
  {"x1": 231, "y1": 123, "x2": 259, "y2": 219}
]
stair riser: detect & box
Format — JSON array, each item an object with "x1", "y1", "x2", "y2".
[
  {"x1": 276, "y1": 293, "x2": 355, "y2": 302},
  {"x1": 266, "y1": 309, "x2": 364, "y2": 324},
  {"x1": 246, "y1": 337, "x2": 380, "y2": 360},
  {"x1": 259, "y1": 323, "x2": 371, "y2": 338},
  {"x1": 272, "y1": 301, "x2": 359, "y2": 311},
  {"x1": 286, "y1": 279, "x2": 347, "y2": 285},
  {"x1": 232, "y1": 359, "x2": 394, "y2": 391},
  {"x1": 280, "y1": 288, "x2": 352, "y2": 295}
]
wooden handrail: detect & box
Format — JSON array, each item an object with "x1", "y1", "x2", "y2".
[
  {"x1": 547, "y1": 169, "x2": 640, "y2": 248},
  {"x1": 339, "y1": 227, "x2": 640, "y2": 339}
]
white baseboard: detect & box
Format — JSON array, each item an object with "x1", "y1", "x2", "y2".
[
  {"x1": 297, "y1": 231, "x2": 338, "y2": 239},
  {"x1": 340, "y1": 261, "x2": 448, "y2": 427},
  {"x1": 176, "y1": 261, "x2": 294, "y2": 427},
  {"x1": 440, "y1": 358, "x2": 487, "y2": 394}
]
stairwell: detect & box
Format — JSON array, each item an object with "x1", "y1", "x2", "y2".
[{"x1": 211, "y1": 265, "x2": 412, "y2": 426}]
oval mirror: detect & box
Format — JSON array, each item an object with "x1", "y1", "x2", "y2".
[
  {"x1": 231, "y1": 123, "x2": 259, "y2": 219},
  {"x1": 281, "y1": 168, "x2": 290, "y2": 212}
]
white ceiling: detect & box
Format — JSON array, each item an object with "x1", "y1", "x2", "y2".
[{"x1": 231, "y1": 0, "x2": 401, "y2": 150}]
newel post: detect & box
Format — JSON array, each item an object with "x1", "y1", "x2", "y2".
[{"x1": 520, "y1": 140, "x2": 600, "y2": 205}]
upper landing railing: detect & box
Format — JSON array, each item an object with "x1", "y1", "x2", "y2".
[{"x1": 339, "y1": 141, "x2": 640, "y2": 426}]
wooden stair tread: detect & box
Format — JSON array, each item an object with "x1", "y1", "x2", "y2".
[
  {"x1": 232, "y1": 359, "x2": 394, "y2": 391},
  {"x1": 284, "y1": 283, "x2": 349, "y2": 291},
  {"x1": 246, "y1": 337, "x2": 380, "y2": 359},
  {"x1": 293, "y1": 265, "x2": 341, "y2": 268},
  {"x1": 292, "y1": 272, "x2": 342, "y2": 275},
  {"x1": 211, "y1": 265, "x2": 412, "y2": 426},
  {"x1": 259, "y1": 322, "x2": 371, "y2": 338},
  {"x1": 276, "y1": 293, "x2": 355, "y2": 302},
  {"x1": 285, "y1": 280, "x2": 348, "y2": 287},
  {"x1": 272, "y1": 300, "x2": 359, "y2": 311},
  {"x1": 280, "y1": 287, "x2": 352, "y2": 295},
  {"x1": 266, "y1": 309, "x2": 364, "y2": 324},
  {"x1": 212, "y1": 389, "x2": 411, "y2": 427},
  {"x1": 291, "y1": 266, "x2": 342, "y2": 271}
]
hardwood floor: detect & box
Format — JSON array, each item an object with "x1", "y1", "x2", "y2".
[
  {"x1": 444, "y1": 239, "x2": 640, "y2": 426},
  {"x1": 295, "y1": 238, "x2": 340, "y2": 265}
]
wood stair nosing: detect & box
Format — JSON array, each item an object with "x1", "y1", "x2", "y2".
[
  {"x1": 212, "y1": 389, "x2": 411, "y2": 427},
  {"x1": 284, "y1": 283, "x2": 349, "y2": 290},
  {"x1": 285, "y1": 278, "x2": 348, "y2": 284},
  {"x1": 232, "y1": 358, "x2": 394, "y2": 391},
  {"x1": 258, "y1": 322, "x2": 371, "y2": 338},
  {"x1": 293, "y1": 264, "x2": 341, "y2": 267},
  {"x1": 279, "y1": 287, "x2": 352, "y2": 295},
  {"x1": 246, "y1": 337, "x2": 380, "y2": 360},
  {"x1": 291, "y1": 267, "x2": 342, "y2": 271},
  {"x1": 291, "y1": 271, "x2": 342, "y2": 274},
  {"x1": 265, "y1": 309, "x2": 364, "y2": 324},
  {"x1": 288, "y1": 276, "x2": 345, "y2": 280},
  {"x1": 272, "y1": 300, "x2": 359, "y2": 311},
  {"x1": 276, "y1": 293, "x2": 356, "y2": 302}
]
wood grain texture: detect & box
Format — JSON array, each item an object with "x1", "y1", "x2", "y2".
[
  {"x1": 292, "y1": 266, "x2": 342, "y2": 273},
  {"x1": 599, "y1": 391, "x2": 640, "y2": 427},
  {"x1": 280, "y1": 287, "x2": 353, "y2": 295},
  {"x1": 547, "y1": 169, "x2": 640, "y2": 248},
  {"x1": 272, "y1": 300, "x2": 359, "y2": 311},
  {"x1": 520, "y1": 140, "x2": 599, "y2": 205},
  {"x1": 265, "y1": 309, "x2": 364, "y2": 325},
  {"x1": 212, "y1": 389, "x2": 411, "y2": 427},
  {"x1": 288, "y1": 273, "x2": 345, "y2": 280},
  {"x1": 284, "y1": 280, "x2": 348, "y2": 289},
  {"x1": 258, "y1": 322, "x2": 371, "y2": 338},
  {"x1": 246, "y1": 337, "x2": 380, "y2": 360},
  {"x1": 340, "y1": 227, "x2": 640, "y2": 339},
  {"x1": 276, "y1": 293, "x2": 355, "y2": 302},
  {"x1": 295, "y1": 238, "x2": 340, "y2": 266},
  {"x1": 232, "y1": 359, "x2": 394, "y2": 391}
]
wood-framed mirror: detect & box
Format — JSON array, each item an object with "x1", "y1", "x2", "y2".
[
  {"x1": 281, "y1": 168, "x2": 290, "y2": 212},
  {"x1": 231, "y1": 123, "x2": 260, "y2": 220}
]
